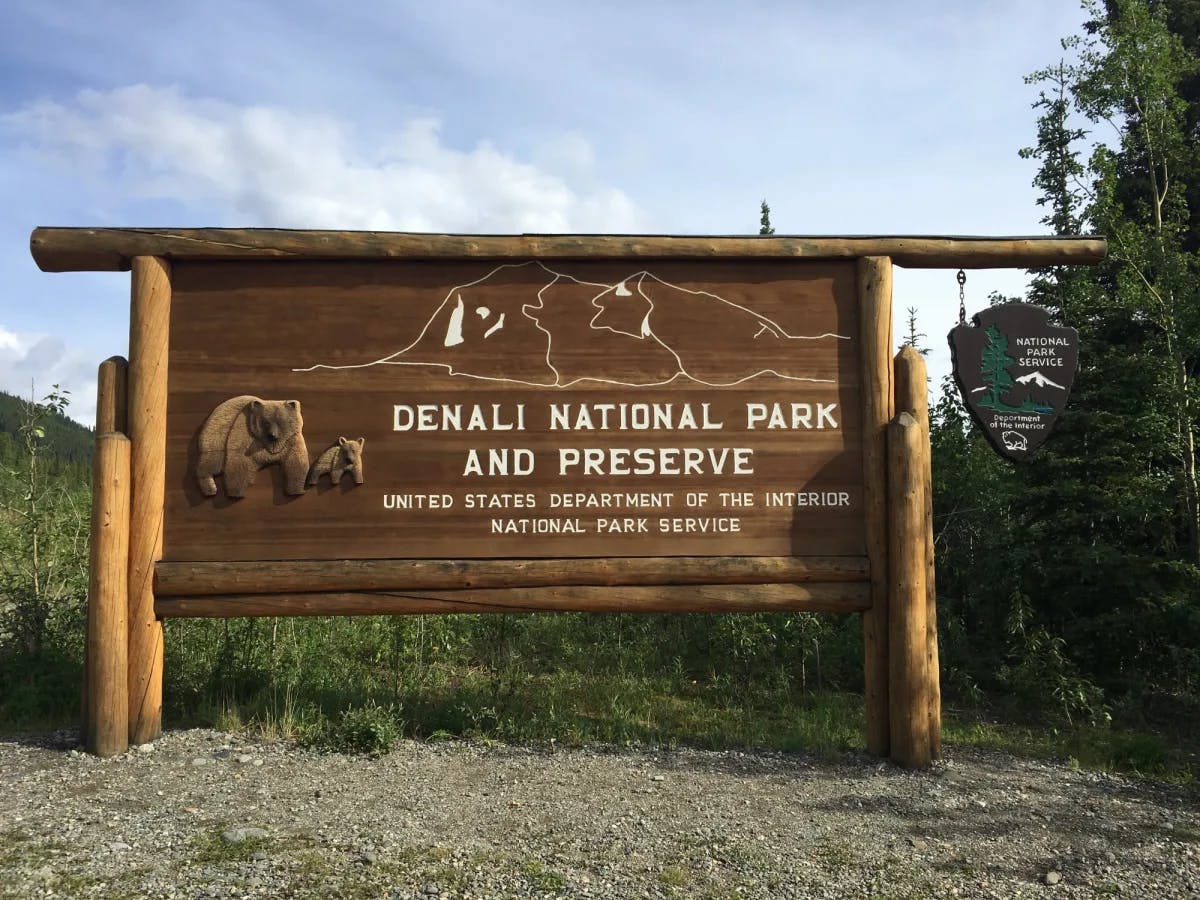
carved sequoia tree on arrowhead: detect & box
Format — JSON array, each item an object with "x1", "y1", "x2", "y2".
[{"x1": 978, "y1": 324, "x2": 1016, "y2": 411}]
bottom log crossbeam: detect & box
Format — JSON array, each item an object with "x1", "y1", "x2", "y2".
[
  {"x1": 153, "y1": 556, "x2": 868, "y2": 597},
  {"x1": 156, "y1": 582, "x2": 871, "y2": 618}
]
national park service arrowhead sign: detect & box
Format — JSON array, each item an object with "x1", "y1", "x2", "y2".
[{"x1": 949, "y1": 303, "x2": 1078, "y2": 461}]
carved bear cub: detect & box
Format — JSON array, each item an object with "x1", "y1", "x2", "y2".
[
  {"x1": 195, "y1": 395, "x2": 309, "y2": 498},
  {"x1": 307, "y1": 436, "x2": 365, "y2": 487}
]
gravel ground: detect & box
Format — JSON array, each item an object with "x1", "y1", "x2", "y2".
[{"x1": 1, "y1": 728, "x2": 1197, "y2": 899}]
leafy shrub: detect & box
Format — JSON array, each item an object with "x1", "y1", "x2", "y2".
[{"x1": 315, "y1": 701, "x2": 403, "y2": 755}]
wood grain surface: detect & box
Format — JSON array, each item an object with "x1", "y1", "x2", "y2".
[
  {"x1": 86, "y1": 432, "x2": 130, "y2": 757},
  {"x1": 154, "y1": 555, "x2": 869, "y2": 596},
  {"x1": 895, "y1": 345, "x2": 941, "y2": 758},
  {"x1": 127, "y1": 256, "x2": 169, "y2": 744},
  {"x1": 154, "y1": 582, "x2": 872, "y2": 618},
  {"x1": 887, "y1": 411, "x2": 932, "y2": 768},
  {"x1": 858, "y1": 257, "x2": 894, "y2": 758},
  {"x1": 163, "y1": 258, "x2": 865, "y2": 562},
  {"x1": 30, "y1": 228, "x2": 1108, "y2": 272}
]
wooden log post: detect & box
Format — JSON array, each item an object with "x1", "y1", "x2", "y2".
[
  {"x1": 96, "y1": 356, "x2": 129, "y2": 434},
  {"x1": 86, "y1": 432, "x2": 131, "y2": 756},
  {"x1": 858, "y1": 256, "x2": 894, "y2": 756},
  {"x1": 127, "y1": 258, "x2": 170, "y2": 745},
  {"x1": 887, "y1": 411, "x2": 933, "y2": 768},
  {"x1": 894, "y1": 346, "x2": 941, "y2": 758},
  {"x1": 82, "y1": 356, "x2": 129, "y2": 740}
]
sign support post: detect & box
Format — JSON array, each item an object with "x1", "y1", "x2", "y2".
[
  {"x1": 886, "y1": 408, "x2": 932, "y2": 768},
  {"x1": 86, "y1": 432, "x2": 130, "y2": 757},
  {"x1": 894, "y1": 345, "x2": 940, "y2": 758},
  {"x1": 858, "y1": 256, "x2": 893, "y2": 757},
  {"x1": 127, "y1": 256, "x2": 170, "y2": 745},
  {"x1": 82, "y1": 356, "x2": 128, "y2": 745}
]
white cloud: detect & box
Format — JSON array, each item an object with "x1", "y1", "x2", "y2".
[
  {"x1": 4, "y1": 84, "x2": 642, "y2": 233},
  {"x1": 0, "y1": 325, "x2": 97, "y2": 427},
  {"x1": 1, "y1": 85, "x2": 643, "y2": 426}
]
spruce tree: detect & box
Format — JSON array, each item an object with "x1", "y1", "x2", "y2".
[{"x1": 759, "y1": 200, "x2": 775, "y2": 235}]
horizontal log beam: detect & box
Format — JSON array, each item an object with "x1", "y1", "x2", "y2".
[
  {"x1": 154, "y1": 555, "x2": 869, "y2": 597},
  {"x1": 31, "y1": 228, "x2": 1107, "y2": 272},
  {"x1": 154, "y1": 582, "x2": 872, "y2": 618}
]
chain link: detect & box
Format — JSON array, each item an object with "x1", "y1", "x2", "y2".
[{"x1": 957, "y1": 269, "x2": 967, "y2": 325}]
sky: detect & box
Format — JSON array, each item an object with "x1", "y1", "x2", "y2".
[{"x1": 0, "y1": 0, "x2": 1092, "y2": 425}]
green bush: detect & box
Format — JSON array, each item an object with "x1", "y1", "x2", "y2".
[{"x1": 314, "y1": 701, "x2": 403, "y2": 755}]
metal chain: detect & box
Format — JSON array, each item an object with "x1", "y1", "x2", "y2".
[{"x1": 957, "y1": 269, "x2": 967, "y2": 325}]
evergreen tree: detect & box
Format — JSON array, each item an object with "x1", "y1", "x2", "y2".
[
  {"x1": 902, "y1": 307, "x2": 931, "y2": 356},
  {"x1": 978, "y1": 325, "x2": 1017, "y2": 409},
  {"x1": 933, "y1": 0, "x2": 1200, "y2": 711},
  {"x1": 1030, "y1": 0, "x2": 1199, "y2": 693},
  {"x1": 1073, "y1": 0, "x2": 1200, "y2": 562},
  {"x1": 759, "y1": 200, "x2": 775, "y2": 235}
]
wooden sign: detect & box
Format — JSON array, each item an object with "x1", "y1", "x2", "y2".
[
  {"x1": 34, "y1": 227, "x2": 1107, "y2": 764},
  {"x1": 164, "y1": 259, "x2": 864, "y2": 562},
  {"x1": 948, "y1": 303, "x2": 1079, "y2": 461}
]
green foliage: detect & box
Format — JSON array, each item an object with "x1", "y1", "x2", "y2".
[
  {"x1": 999, "y1": 592, "x2": 1110, "y2": 726},
  {"x1": 315, "y1": 701, "x2": 403, "y2": 755},
  {"x1": 158, "y1": 611, "x2": 867, "y2": 755},
  {"x1": 944, "y1": 717, "x2": 1182, "y2": 780},
  {"x1": 0, "y1": 387, "x2": 90, "y2": 660},
  {"x1": 934, "y1": 0, "x2": 1200, "y2": 729},
  {"x1": 758, "y1": 199, "x2": 775, "y2": 235},
  {"x1": 0, "y1": 389, "x2": 92, "y2": 472},
  {"x1": 902, "y1": 307, "x2": 930, "y2": 356}
]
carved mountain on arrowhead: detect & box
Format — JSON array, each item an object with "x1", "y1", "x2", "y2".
[
  {"x1": 1015, "y1": 370, "x2": 1066, "y2": 389},
  {"x1": 295, "y1": 261, "x2": 849, "y2": 386}
]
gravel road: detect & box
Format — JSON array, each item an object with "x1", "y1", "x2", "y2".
[{"x1": 1, "y1": 728, "x2": 1197, "y2": 899}]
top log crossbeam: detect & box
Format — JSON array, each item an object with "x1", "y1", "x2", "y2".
[{"x1": 30, "y1": 228, "x2": 1107, "y2": 272}]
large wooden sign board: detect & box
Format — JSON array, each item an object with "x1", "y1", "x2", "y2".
[
  {"x1": 166, "y1": 259, "x2": 862, "y2": 560},
  {"x1": 32, "y1": 228, "x2": 1106, "y2": 765}
]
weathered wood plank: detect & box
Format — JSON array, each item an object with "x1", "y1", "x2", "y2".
[
  {"x1": 30, "y1": 228, "x2": 1107, "y2": 272},
  {"x1": 155, "y1": 582, "x2": 872, "y2": 618},
  {"x1": 154, "y1": 555, "x2": 870, "y2": 596}
]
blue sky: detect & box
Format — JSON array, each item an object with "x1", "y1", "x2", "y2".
[{"x1": 0, "y1": 0, "x2": 1091, "y2": 424}]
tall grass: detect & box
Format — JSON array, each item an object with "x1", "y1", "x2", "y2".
[{"x1": 163, "y1": 611, "x2": 866, "y2": 755}]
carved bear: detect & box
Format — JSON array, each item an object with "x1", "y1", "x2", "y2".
[
  {"x1": 307, "y1": 436, "x2": 365, "y2": 487},
  {"x1": 195, "y1": 395, "x2": 309, "y2": 498}
]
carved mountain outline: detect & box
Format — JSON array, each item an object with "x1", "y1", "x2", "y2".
[{"x1": 294, "y1": 260, "x2": 849, "y2": 387}]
